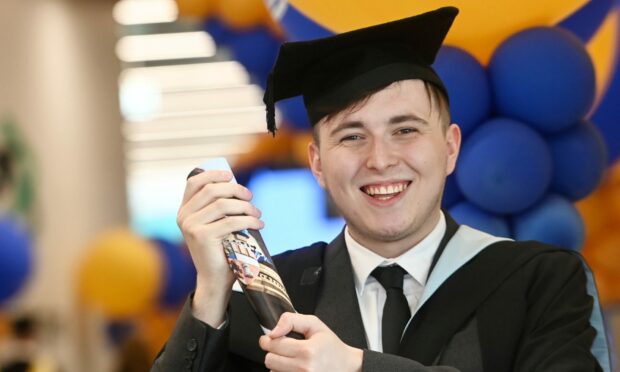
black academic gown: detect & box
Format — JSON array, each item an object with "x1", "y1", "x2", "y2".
[{"x1": 151, "y1": 214, "x2": 609, "y2": 372}]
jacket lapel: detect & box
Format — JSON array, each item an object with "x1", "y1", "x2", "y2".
[{"x1": 314, "y1": 233, "x2": 368, "y2": 349}]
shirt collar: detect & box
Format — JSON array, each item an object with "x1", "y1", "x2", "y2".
[{"x1": 345, "y1": 211, "x2": 446, "y2": 296}]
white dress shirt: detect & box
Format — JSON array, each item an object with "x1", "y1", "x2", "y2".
[{"x1": 345, "y1": 212, "x2": 446, "y2": 352}]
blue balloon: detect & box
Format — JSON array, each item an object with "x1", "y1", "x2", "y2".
[
  {"x1": 449, "y1": 201, "x2": 511, "y2": 238},
  {"x1": 277, "y1": 96, "x2": 311, "y2": 130},
  {"x1": 276, "y1": 4, "x2": 333, "y2": 41},
  {"x1": 228, "y1": 27, "x2": 281, "y2": 86},
  {"x1": 558, "y1": 0, "x2": 614, "y2": 42},
  {"x1": 204, "y1": 18, "x2": 240, "y2": 45},
  {"x1": 154, "y1": 239, "x2": 196, "y2": 308},
  {"x1": 441, "y1": 174, "x2": 463, "y2": 209},
  {"x1": 0, "y1": 214, "x2": 32, "y2": 303},
  {"x1": 433, "y1": 46, "x2": 492, "y2": 136},
  {"x1": 456, "y1": 117, "x2": 553, "y2": 214},
  {"x1": 512, "y1": 194, "x2": 584, "y2": 250},
  {"x1": 489, "y1": 27, "x2": 595, "y2": 133},
  {"x1": 548, "y1": 120, "x2": 607, "y2": 200}
]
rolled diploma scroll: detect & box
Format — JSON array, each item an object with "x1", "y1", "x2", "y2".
[{"x1": 190, "y1": 158, "x2": 299, "y2": 336}]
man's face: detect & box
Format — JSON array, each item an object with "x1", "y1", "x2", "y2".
[{"x1": 308, "y1": 79, "x2": 461, "y2": 257}]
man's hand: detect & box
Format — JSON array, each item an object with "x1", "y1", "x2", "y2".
[
  {"x1": 259, "y1": 313, "x2": 363, "y2": 372},
  {"x1": 177, "y1": 169, "x2": 264, "y2": 327}
]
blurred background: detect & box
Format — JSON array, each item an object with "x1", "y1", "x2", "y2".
[{"x1": 0, "y1": 0, "x2": 619, "y2": 371}]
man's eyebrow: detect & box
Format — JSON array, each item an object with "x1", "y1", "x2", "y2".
[
  {"x1": 328, "y1": 121, "x2": 365, "y2": 137},
  {"x1": 389, "y1": 114, "x2": 429, "y2": 125},
  {"x1": 328, "y1": 114, "x2": 428, "y2": 137}
]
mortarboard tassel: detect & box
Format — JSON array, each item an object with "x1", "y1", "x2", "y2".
[{"x1": 265, "y1": 73, "x2": 277, "y2": 137}]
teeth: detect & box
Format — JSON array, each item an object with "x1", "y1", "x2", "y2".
[{"x1": 363, "y1": 182, "x2": 408, "y2": 196}]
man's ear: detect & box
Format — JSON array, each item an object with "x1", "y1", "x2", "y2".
[
  {"x1": 445, "y1": 123, "x2": 461, "y2": 175},
  {"x1": 308, "y1": 141, "x2": 326, "y2": 188}
]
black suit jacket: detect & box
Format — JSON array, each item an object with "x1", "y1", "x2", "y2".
[{"x1": 152, "y1": 215, "x2": 607, "y2": 371}]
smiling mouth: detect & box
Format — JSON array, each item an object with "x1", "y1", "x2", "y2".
[{"x1": 360, "y1": 181, "x2": 411, "y2": 200}]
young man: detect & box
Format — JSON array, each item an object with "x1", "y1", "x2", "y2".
[{"x1": 152, "y1": 7, "x2": 609, "y2": 372}]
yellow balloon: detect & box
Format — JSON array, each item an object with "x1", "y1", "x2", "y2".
[
  {"x1": 139, "y1": 307, "x2": 181, "y2": 359},
  {"x1": 589, "y1": 271, "x2": 620, "y2": 306},
  {"x1": 584, "y1": 233, "x2": 620, "y2": 276},
  {"x1": 234, "y1": 129, "x2": 293, "y2": 170},
  {"x1": 576, "y1": 191, "x2": 609, "y2": 241},
  {"x1": 583, "y1": 232, "x2": 620, "y2": 306},
  {"x1": 175, "y1": 0, "x2": 212, "y2": 18},
  {"x1": 214, "y1": 0, "x2": 271, "y2": 30},
  {"x1": 587, "y1": 8, "x2": 620, "y2": 113},
  {"x1": 0, "y1": 313, "x2": 8, "y2": 338},
  {"x1": 292, "y1": 132, "x2": 313, "y2": 167},
  {"x1": 288, "y1": 0, "x2": 587, "y2": 63},
  {"x1": 78, "y1": 229, "x2": 162, "y2": 319},
  {"x1": 608, "y1": 160, "x2": 620, "y2": 225}
]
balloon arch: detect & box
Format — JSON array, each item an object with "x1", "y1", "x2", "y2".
[{"x1": 175, "y1": 0, "x2": 620, "y2": 304}]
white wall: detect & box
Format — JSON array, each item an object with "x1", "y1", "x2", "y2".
[{"x1": 0, "y1": 0, "x2": 127, "y2": 370}]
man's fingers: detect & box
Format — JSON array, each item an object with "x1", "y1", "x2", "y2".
[
  {"x1": 178, "y1": 183, "x2": 256, "y2": 224},
  {"x1": 270, "y1": 313, "x2": 324, "y2": 339},
  {"x1": 187, "y1": 178, "x2": 252, "y2": 207},
  {"x1": 177, "y1": 198, "x2": 262, "y2": 240},
  {"x1": 259, "y1": 335, "x2": 305, "y2": 358},
  {"x1": 183, "y1": 170, "x2": 232, "y2": 203},
  {"x1": 182, "y1": 215, "x2": 265, "y2": 243},
  {"x1": 261, "y1": 314, "x2": 362, "y2": 372},
  {"x1": 210, "y1": 215, "x2": 265, "y2": 235},
  {"x1": 180, "y1": 198, "x2": 261, "y2": 227},
  {"x1": 263, "y1": 351, "x2": 300, "y2": 372},
  {"x1": 182, "y1": 170, "x2": 251, "y2": 205}
]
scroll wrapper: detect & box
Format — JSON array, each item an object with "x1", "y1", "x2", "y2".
[{"x1": 190, "y1": 158, "x2": 299, "y2": 335}]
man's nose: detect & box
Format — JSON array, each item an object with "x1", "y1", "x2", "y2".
[{"x1": 365, "y1": 139, "x2": 398, "y2": 170}]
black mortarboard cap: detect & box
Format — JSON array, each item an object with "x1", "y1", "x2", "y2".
[{"x1": 263, "y1": 6, "x2": 459, "y2": 136}]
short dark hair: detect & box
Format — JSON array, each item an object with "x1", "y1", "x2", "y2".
[{"x1": 309, "y1": 80, "x2": 451, "y2": 144}]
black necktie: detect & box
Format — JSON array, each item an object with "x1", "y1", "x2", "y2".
[{"x1": 371, "y1": 265, "x2": 411, "y2": 354}]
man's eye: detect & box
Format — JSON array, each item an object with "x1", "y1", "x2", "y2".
[
  {"x1": 396, "y1": 127, "x2": 417, "y2": 135},
  {"x1": 341, "y1": 134, "x2": 362, "y2": 142}
]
